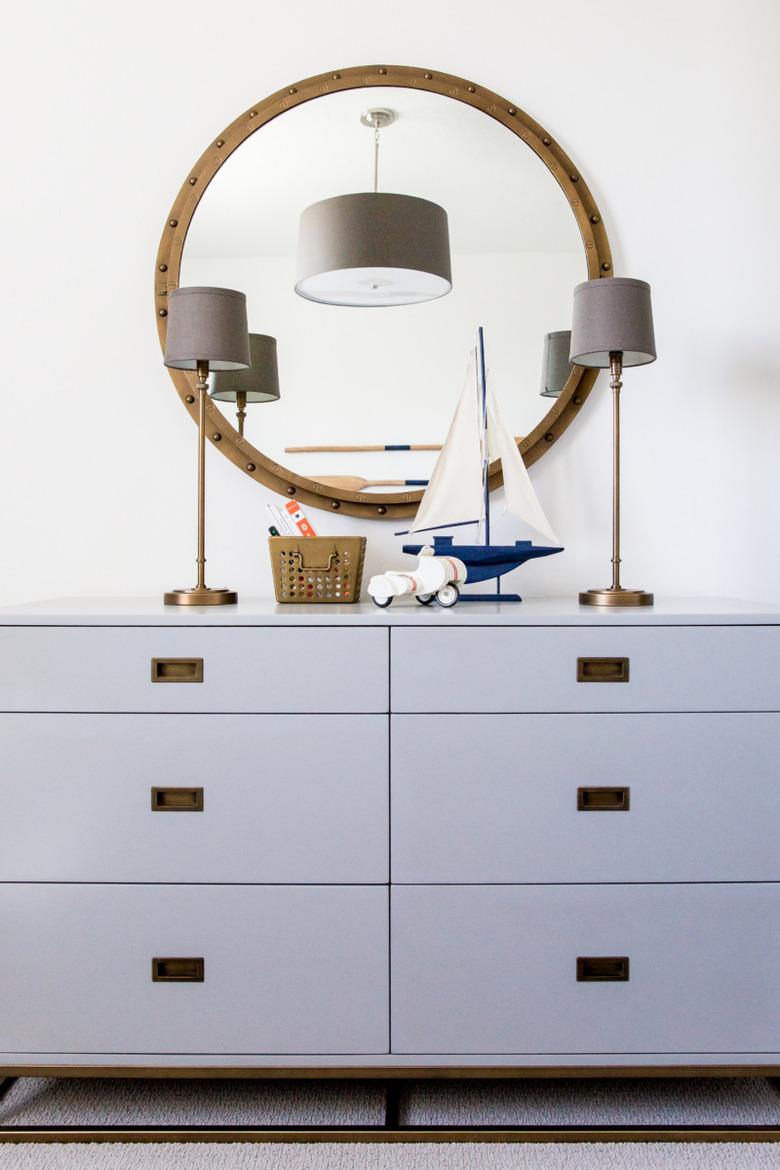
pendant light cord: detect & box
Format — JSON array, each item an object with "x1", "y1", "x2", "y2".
[{"x1": 372, "y1": 123, "x2": 380, "y2": 192}]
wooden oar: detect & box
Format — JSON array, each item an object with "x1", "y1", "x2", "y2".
[
  {"x1": 285, "y1": 444, "x2": 440, "y2": 453},
  {"x1": 286, "y1": 439, "x2": 524, "y2": 453},
  {"x1": 314, "y1": 476, "x2": 428, "y2": 491}
]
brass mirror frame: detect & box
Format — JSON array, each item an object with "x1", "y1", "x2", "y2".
[{"x1": 155, "y1": 64, "x2": 612, "y2": 520}]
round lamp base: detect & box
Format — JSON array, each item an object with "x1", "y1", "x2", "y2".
[
  {"x1": 164, "y1": 587, "x2": 238, "y2": 607},
  {"x1": 579, "y1": 587, "x2": 654, "y2": 608}
]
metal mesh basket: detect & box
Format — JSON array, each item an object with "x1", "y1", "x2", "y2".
[{"x1": 269, "y1": 536, "x2": 366, "y2": 604}]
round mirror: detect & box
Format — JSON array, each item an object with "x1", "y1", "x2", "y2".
[{"x1": 156, "y1": 66, "x2": 611, "y2": 519}]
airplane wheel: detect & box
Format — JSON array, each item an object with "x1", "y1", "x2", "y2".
[
  {"x1": 416, "y1": 594, "x2": 434, "y2": 605},
  {"x1": 436, "y1": 584, "x2": 460, "y2": 608},
  {"x1": 372, "y1": 596, "x2": 393, "y2": 608}
]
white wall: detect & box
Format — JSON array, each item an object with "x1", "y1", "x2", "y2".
[{"x1": 2, "y1": 0, "x2": 778, "y2": 606}]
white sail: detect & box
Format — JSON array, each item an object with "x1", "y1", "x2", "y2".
[
  {"x1": 409, "y1": 352, "x2": 485, "y2": 534},
  {"x1": 487, "y1": 385, "x2": 560, "y2": 546}
]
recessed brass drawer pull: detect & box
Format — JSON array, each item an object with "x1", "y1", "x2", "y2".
[
  {"x1": 150, "y1": 657, "x2": 204, "y2": 683},
  {"x1": 151, "y1": 786, "x2": 204, "y2": 812},
  {"x1": 577, "y1": 656, "x2": 629, "y2": 683},
  {"x1": 152, "y1": 957, "x2": 204, "y2": 983},
  {"x1": 577, "y1": 956, "x2": 630, "y2": 982},
  {"x1": 577, "y1": 786, "x2": 630, "y2": 811}
]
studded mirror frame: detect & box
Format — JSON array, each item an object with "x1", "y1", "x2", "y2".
[{"x1": 155, "y1": 64, "x2": 612, "y2": 521}]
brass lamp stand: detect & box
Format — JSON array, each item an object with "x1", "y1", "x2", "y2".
[
  {"x1": 579, "y1": 352, "x2": 653, "y2": 607},
  {"x1": 163, "y1": 286, "x2": 250, "y2": 606},
  {"x1": 164, "y1": 361, "x2": 238, "y2": 607},
  {"x1": 570, "y1": 277, "x2": 657, "y2": 608}
]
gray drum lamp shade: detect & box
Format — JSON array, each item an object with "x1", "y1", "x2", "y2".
[
  {"x1": 210, "y1": 334, "x2": 280, "y2": 403},
  {"x1": 540, "y1": 330, "x2": 573, "y2": 397},
  {"x1": 295, "y1": 192, "x2": 452, "y2": 307},
  {"x1": 164, "y1": 287, "x2": 251, "y2": 370},
  {"x1": 570, "y1": 278, "x2": 656, "y2": 368}
]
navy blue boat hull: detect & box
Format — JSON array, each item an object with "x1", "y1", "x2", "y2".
[{"x1": 402, "y1": 535, "x2": 563, "y2": 597}]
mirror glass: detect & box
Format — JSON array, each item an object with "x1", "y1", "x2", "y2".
[{"x1": 181, "y1": 86, "x2": 585, "y2": 494}]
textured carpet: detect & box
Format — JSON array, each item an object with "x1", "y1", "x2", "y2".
[{"x1": 0, "y1": 1077, "x2": 778, "y2": 1168}]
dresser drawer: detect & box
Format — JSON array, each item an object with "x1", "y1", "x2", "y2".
[
  {"x1": 0, "y1": 885, "x2": 388, "y2": 1054},
  {"x1": 0, "y1": 714, "x2": 387, "y2": 882},
  {"x1": 390, "y1": 626, "x2": 780, "y2": 713},
  {"x1": 392, "y1": 884, "x2": 780, "y2": 1055},
  {"x1": 0, "y1": 626, "x2": 388, "y2": 713},
  {"x1": 392, "y1": 713, "x2": 780, "y2": 883}
]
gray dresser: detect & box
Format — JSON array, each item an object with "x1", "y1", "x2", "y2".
[{"x1": 0, "y1": 596, "x2": 779, "y2": 1075}]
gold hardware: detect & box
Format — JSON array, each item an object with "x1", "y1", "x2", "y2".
[
  {"x1": 542, "y1": 136, "x2": 552, "y2": 145},
  {"x1": 152, "y1": 957, "x2": 204, "y2": 983},
  {"x1": 185, "y1": 394, "x2": 195, "y2": 404},
  {"x1": 467, "y1": 85, "x2": 476, "y2": 93},
  {"x1": 577, "y1": 956, "x2": 630, "y2": 982},
  {"x1": 578, "y1": 786, "x2": 630, "y2": 811},
  {"x1": 570, "y1": 173, "x2": 579, "y2": 182},
  {"x1": 151, "y1": 657, "x2": 204, "y2": 683},
  {"x1": 577, "y1": 657, "x2": 629, "y2": 683},
  {"x1": 216, "y1": 139, "x2": 225, "y2": 147},
  {"x1": 159, "y1": 263, "x2": 168, "y2": 272},
  {"x1": 212, "y1": 432, "x2": 221, "y2": 442},
  {"x1": 508, "y1": 107, "x2": 517, "y2": 115},
  {"x1": 591, "y1": 214, "x2": 601, "y2": 224},
  {"x1": 151, "y1": 787, "x2": 204, "y2": 812},
  {"x1": 188, "y1": 177, "x2": 197, "y2": 185},
  {"x1": 168, "y1": 218, "x2": 177, "y2": 227},
  {"x1": 246, "y1": 462, "x2": 256, "y2": 472},
  {"x1": 158, "y1": 308, "x2": 167, "y2": 317}
]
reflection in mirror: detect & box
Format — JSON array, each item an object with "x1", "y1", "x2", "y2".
[{"x1": 181, "y1": 87, "x2": 586, "y2": 495}]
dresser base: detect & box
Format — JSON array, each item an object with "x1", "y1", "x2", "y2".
[{"x1": 1, "y1": 1073, "x2": 779, "y2": 1145}]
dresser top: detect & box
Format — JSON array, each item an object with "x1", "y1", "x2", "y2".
[{"x1": 0, "y1": 597, "x2": 778, "y2": 626}]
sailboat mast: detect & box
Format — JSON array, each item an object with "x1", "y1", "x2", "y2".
[{"x1": 478, "y1": 326, "x2": 490, "y2": 547}]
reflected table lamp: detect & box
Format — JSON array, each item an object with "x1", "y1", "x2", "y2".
[
  {"x1": 540, "y1": 330, "x2": 573, "y2": 398},
  {"x1": 570, "y1": 277, "x2": 656, "y2": 607},
  {"x1": 210, "y1": 333, "x2": 280, "y2": 437},
  {"x1": 163, "y1": 286, "x2": 250, "y2": 606}
]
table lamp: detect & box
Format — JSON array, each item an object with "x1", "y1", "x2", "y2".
[
  {"x1": 210, "y1": 333, "x2": 280, "y2": 437},
  {"x1": 539, "y1": 330, "x2": 572, "y2": 398},
  {"x1": 570, "y1": 277, "x2": 656, "y2": 607},
  {"x1": 163, "y1": 286, "x2": 250, "y2": 606}
]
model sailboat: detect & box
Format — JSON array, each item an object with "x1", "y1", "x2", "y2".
[{"x1": 401, "y1": 328, "x2": 563, "y2": 601}]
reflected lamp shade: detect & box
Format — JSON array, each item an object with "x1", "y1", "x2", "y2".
[
  {"x1": 295, "y1": 192, "x2": 452, "y2": 307},
  {"x1": 164, "y1": 287, "x2": 251, "y2": 370},
  {"x1": 540, "y1": 330, "x2": 573, "y2": 397},
  {"x1": 210, "y1": 334, "x2": 280, "y2": 403},
  {"x1": 570, "y1": 277, "x2": 656, "y2": 368}
]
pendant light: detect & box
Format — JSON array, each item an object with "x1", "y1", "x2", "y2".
[{"x1": 295, "y1": 109, "x2": 452, "y2": 307}]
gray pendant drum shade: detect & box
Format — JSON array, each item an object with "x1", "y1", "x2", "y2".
[
  {"x1": 164, "y1": 287, "x2": 251, "y2": 370},
  {"x1": 540, "y1": 330, "x2": 573, "y2": 397},
  {"x1": 295, "y1": 192, "x2": 452, "y2": 307},
  {"x1": 210, "y1": 334, "x2": 280, "y2": 403},
  {"x1": 570, "y1": 278, "x2": 656, "y2": 368}
]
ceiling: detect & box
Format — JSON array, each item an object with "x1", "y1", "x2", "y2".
[{"x1": 184, "y1": 86, "x2": 583, "y2": 260}]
